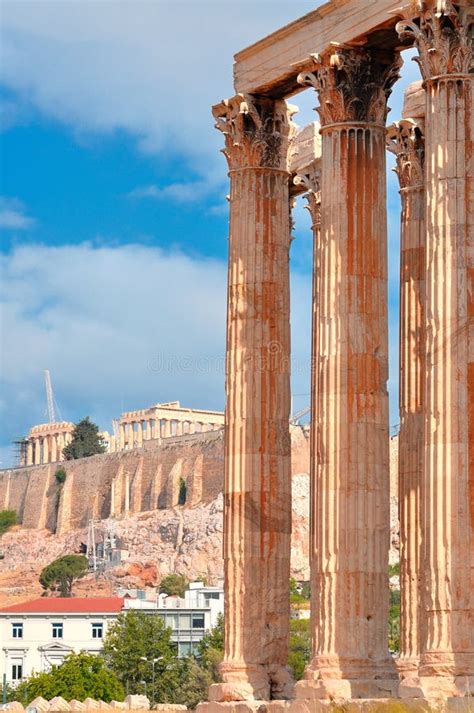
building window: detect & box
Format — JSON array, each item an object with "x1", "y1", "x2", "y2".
[
  {"x1": 12, "y1": 623, "x2": 23, "y2": 639},
  {"x1": 52, "y1": 622, "x2": 63, "y2": 639},
  {"x1": 11, "y1": 662, "x2": 23, "y2": 681},
  {"x1": 178, "y1": 642, "x2": 191, "y2": 657},
  {"x1": 192, "y1": 613, "x2": 205, "y2": 629},
  {"x1": 92, "y1": 623, "x2": 103, "y2": 639},
  {"x1": 179, "y1": 613, "x2": 191, "y2": 629}
]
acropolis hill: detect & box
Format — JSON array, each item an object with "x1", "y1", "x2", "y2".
[{"x1": 0, "y1": 422, "x2": 399, "y2": 608}]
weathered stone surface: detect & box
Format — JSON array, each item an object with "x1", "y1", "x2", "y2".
[
  {"x1": 27, "y1": 698, "x2": 50, "y2": 712},
  {"x1": 387, "y1": 117, "x2": 425, "y2": 682},
  {"x1": 295, "y1": 44, "x2": 401, "y2": 696},
  {"x1": 124, "y1": 697, "x2": 149, "y2": 711},
  {"x1": 48, "y1": 698, "x2": 71, "y2": 712},
  {"x1": 211, "y1": 93, "x2": 296, "y2": 701}
]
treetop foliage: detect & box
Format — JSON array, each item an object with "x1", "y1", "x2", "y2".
[
  {"x1": 0, "y1": 509, "x2": 17, "y2": 536},
  {"x1": 12, "y1": 652, "x2": 124, "y2": 705},
  {"x1": 159, "y1": 573, "x2": 189, "y2": 598},
  {"x1": 63, "y1": 417, "x2": 106, "y2": 460},
  {"x1": 39, "y1": 554, "x2": 88, "y2": 597}
]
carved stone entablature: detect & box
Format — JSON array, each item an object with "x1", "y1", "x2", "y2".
[
  {"x1": 294, "y1": 167, "x2": 321, "y2": 228},
  {"x1": 297, "y1": 46, "x2": 403, "y2": 127},
  {"x1": 396, "y1": 1, "x2": 474, "y2": 81},
  {"x1": 386, "y1": 119, "x2": 425, "y2": 190},
  {"x1": 212, "y1": 94, "x2": 298, "y2": 171}
]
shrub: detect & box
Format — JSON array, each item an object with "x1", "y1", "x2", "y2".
[
  {"x1": 0, "y1": 510, "x2": 17, "y2": 536},
  {"x1": 55, "y1": 467, "x2": 67, "y2": 484}
]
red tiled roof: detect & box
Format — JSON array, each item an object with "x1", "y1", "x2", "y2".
[{"x1": 0, "y1": 597, "x2": 124, "y2": 614}]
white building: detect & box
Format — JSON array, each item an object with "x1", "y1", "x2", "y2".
[
  {"x1": 124, "y1": 582, "x2": 224, "y2": 657},
  {"x1": 0, "y1": 583, "x2": 224, "y2": 683},
  {"x1": 0, "y1": 597, "x2": 124, "y2": 684}
]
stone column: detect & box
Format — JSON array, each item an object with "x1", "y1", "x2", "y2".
[
  {"x1": 164, "y1": 420, "x2": 171, "y2": 438},
  {"x1": 296, "y1": 47, "x2": 402, "y2": 699},
  {"x1": 397, "y1": 3, "x2": 474, "y2": 697},
  {"x1": 57, "y1": 433, "x2": 65, "y2": 461},
  {"x1": 386, "y1": 118, "x2": 425, "y2": 689},
  {"x1": 44, "y1": 436, "x2": 51, "y2": 463},
  {"x1": 26, "y1": 441, "x2": 33, "y2": 466},
  {"x1": 137, "y1": 422, "x2": 143, "y2": 447},
  {"x1": 210, "y1": 94, "x2": 296, "y2": 701},
  {"x1": 33, "y1": 438, "x2": 40, "y2": 465},
  {"x1": 51, "y1": 434, "x2": 58, "y2": 463},
  {"x1": 189, "y1": 422, "x2": 196, "y2": 435},
  {"x1": 127, "y1": 423, "x2": 134, "y2": 449},
  {"x1": 176, "y1": 421, "x2": 183, "y2": 436},
  {"x1": 145, "y1": 420, "x2": 151, "y2": 440},
  {"x1": 119, "y1": 423, "x2": 126, "y2": 450}
]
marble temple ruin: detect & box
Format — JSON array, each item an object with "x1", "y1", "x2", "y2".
[
  {"x1": 21, "y1": 402, "x2": 224, "y2": 466},
  {"x1": 202, "y1": 0, "x2": 473, "y2": 707}
]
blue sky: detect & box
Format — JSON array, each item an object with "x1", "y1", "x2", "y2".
[{"x1": 0, "y1": 1, "x2": 421, "y2": 468}]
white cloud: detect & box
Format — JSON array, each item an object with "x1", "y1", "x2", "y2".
[
  {"x1": 0, "y1": 0, "x2": 318, "y2": 175},
  {"x1": 0, "y1": 242, "x2": 313, "y2": 467},
  {"x1": 0, "y1": 197, "x2": 35, "y2": 230},
  {"x1": 128, "y1": 181, "x2": 211, "y2": 204}
]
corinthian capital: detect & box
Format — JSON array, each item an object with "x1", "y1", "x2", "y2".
[
  {"x1": 386, "y1": 119, "x2": 425, "y2": 190},
  {"x1": 212, "y1": 94, "x2": 298, "y2": 171},
  {"x1": 294, "y1": 167, "x2": 321, "y2": 228},
  {"x1": 396, "y1": 1, "x2": 473, "y2": 80},
  {"x1": 297, "y1": 46, "x2": 402, "y2": 127}
]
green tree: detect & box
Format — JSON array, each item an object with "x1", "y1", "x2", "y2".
[
  {"x1": 13, "y1": 652, "x2": 124, "y2": 705},
  {"x1": 288, "y1": 618, "x2": 311, "y2": 681},
  {"x1": 159, "y1": 573, "x2": 188, "y2": 598},
  {"x1": 0, "y1": 510, "x2": 17, "y2": 536},
  {"x1": 63, "y1": 418, "x2": 106, "y2": 460},
  {"x1": 389, "y1": 589, "x2": 400, "y2": 653},
  {"x1": 289, "y1": 577, "x2": 310, "y2": 605},
  {"x1": 173, "y1": 657, "x2": 212, "y2": 708},
  {"x1": 102, "y1": 610, "x2": 182, "y2": 704},
  {"x1": 39, "y1": 554, "x2": 88, "y2": 597},
  {"x1": 196, "y1": 613, "x2": 224, "y2": 681}
]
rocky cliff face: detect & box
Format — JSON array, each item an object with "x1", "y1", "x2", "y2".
[{"x1": 0, "y1": 429, "x2": 399, "y2": 607}]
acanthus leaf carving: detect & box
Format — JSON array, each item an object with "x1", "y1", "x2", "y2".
[
  {"x1": 396, "y1": 1, "x2": 473, "y2": 80},
  {"x1": 297, "y1": 46, "x2": 403, "y2": 126},
  {"x1": 293, "y1": 167, "x2": 321, "y2": 228},
  {"x1": 212, "y1": 94, "x2": 298, "y2": 171},
  {"x1": 386, "y1": 119, "x2": 425, "y2": 190}
]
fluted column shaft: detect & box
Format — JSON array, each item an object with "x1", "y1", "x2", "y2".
[
  {"x1": 397, "y1": 4, "x2": 474, "y2": 693},
  {"x1": 34, "y1": 438, "x2": 41, "y2": 465},
  {"x1": 297, "y1": 47, "x2": 401, "y2": 699},
  {"x1": 387, "y1": 119, "x2": 425, "y2": 680},
  {"x1": 26, "y1": 441, "x2": 33, "y2": 466},
  {"x1": 51, "y1": 434, "x2": 58, "y2": 463},
  {"x1": 211, "y1": 94, "x2": 295, "y2": 701}
]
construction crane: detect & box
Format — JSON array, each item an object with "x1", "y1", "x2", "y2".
[
  {"x1": 44, "y1": 369, "x2": 62, "y2": 423},
  {"x1": 290, "y1": 405, "x2": 311, "y2": 425}
]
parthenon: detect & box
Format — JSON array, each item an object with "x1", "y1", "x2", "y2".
[
  {"x1": 201, "y1": 0, "x2": 473, "y2": 707},
  {"x1": 116, "y1": 401, "x2": 224, "y2": 451}
]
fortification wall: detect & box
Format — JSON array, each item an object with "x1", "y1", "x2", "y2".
[{"x1": 0, "y1": 427, "x2": 311, "y2": 535}]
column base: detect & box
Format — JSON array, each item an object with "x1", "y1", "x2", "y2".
[
  {"x1": 294, "y1": 657, "x2": 399, "y2": 700},
  {"x1": 209, "y1": 663, "x2": 269, "y2": 702},
  {"x1": 294, "y1": 678, "x2": 399, "y2": 701},
  {"x1": 209, "y1": 664, "x2": 294, "y2": 702},
  {"x1": 400, "y1": 676, "x2": 474, "y2": 700}
]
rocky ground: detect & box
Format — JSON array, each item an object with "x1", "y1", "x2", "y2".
[{"x1": 0, "y1": 473, "x2": 399, "y2": 608}]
